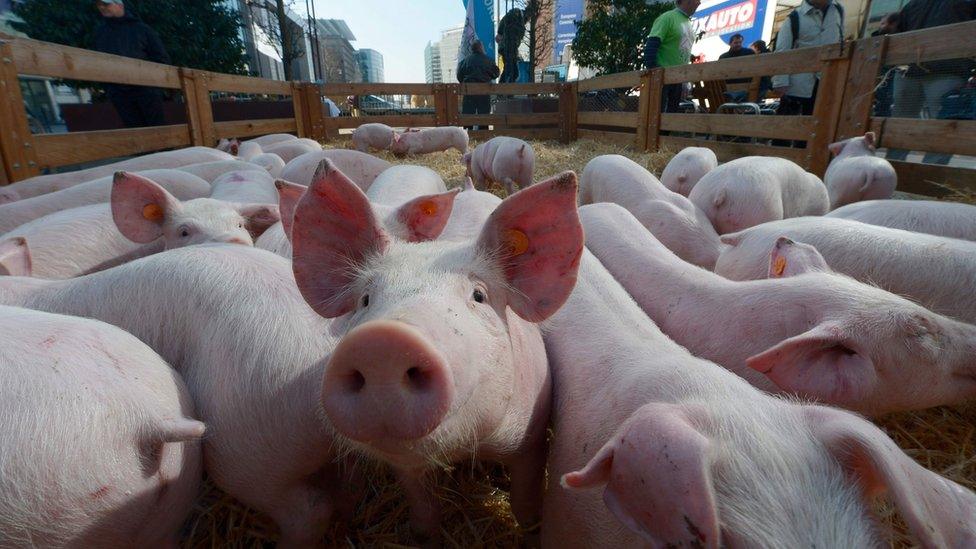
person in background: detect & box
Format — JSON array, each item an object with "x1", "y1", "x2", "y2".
[
  {"x1": 750, "y1": 39, "x2": 770, "y2": 54},
  {"x1": 92, "y1": 0, "x2": 171, "y2": 128},
  {"x1": 750, "y1": 40, "x2": 774, "y2": 99},
  {"x1": 643, "y1": 0, "x2": 702, "y2": 113},
  {"x1": 457, "y1": 40, "x2": 500, "y2": 130},
  {"x1": 770, "y1": 0, "x2": 845, "y2": 146},
  {"x1": 719, "y1": 33, "x2": 755, "y2": 100}
]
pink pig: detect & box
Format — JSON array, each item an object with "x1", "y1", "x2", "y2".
[
  {"x1": 827, "y1": 199, "x2": 976, "y2": 241},
  {"x1": 541, "y1": 249, "x2": 976, "y2": 548},
  {"x1": 689, "y1": 156, "x2": 829, "y2": 234},
  {"x1": 660, "y1": 146, "x2": 717, "y2": 196},
  {"x1": 0, "y1": 169, "x2": 210, "y2": 235},
  {"x1": 825, "y1": 132, "x2": 897, "y2": 209},
  {"x1": 462, "y1": 136, "x2": 535, "y2": 194},
  {"x1": 175, "y1": 159, "x2": 269, "y2": 182},
  {"x1": 0, "y1": 237, "x2": 30, "y2": 276},
  {"x1": 0, "y1": 305, "x2": 204, "y2": 547},
  {"x1": 390, "y1": 126, "x2": 468, "y2": 157},
  {"x1": 439, "y1": 177, "x2": 502, "y2": 242},
  {"x1": 579, "y1": 154, "x2": 723, "y2": 269},
  {"x1": 581, "y1": 203, "x2": 976, "y2": 415},
  {"x1": 281, "y1": 149, "x2": 392, "y2": 191},
  {"x1": 291, "y1": 160, "x2": 583, "y2": 537},
  {"x1": 351, "y1": 122, "x2": 396, "y2": 152},
  {"x1": 262, "y1": 139, "x2": 321, "y2": 163}
]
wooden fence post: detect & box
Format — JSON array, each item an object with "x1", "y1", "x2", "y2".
[
  {"x1": 806, "y1": 43, "x2": 853, "y2": 176},
  {"x1": 444, "y1": 84, "x2": 460, "y2": 127},
  {"x1": 635, "y1": 70, "x2": 653, "y2": 150},
  {"x1": 291, "y1": 82, "x2": 309, "y2": 138},
  {"x1": 559, "y1": 82, "x2": 578, "y2": 144},
  {"x1": 432, "y1": 84, "x2": 447, "y2": 127},
  {"x1": 0, "y1": 41, "x2": 39, "y2": 181},
  {"x1": 835, "y1": 35, "x2": 888, "y2": 141},
  {"x1": 180, "y1": 68, "x2": 215, "y2": 146},
  {"x1": 645, "y1": 68, "x2": 664, "y2": 151},
  {"x1": 302, "y1": 84, "x2": 327, "y2": 142}
]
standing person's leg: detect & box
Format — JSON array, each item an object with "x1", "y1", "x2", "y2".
[
  {"x1": 886, "y1": 72, "x2": 924, "y2": 161},
  {"x1": 772, "y1": 94, "x2": 801, "y2": 147},
  {"x1": 108, "y1": 89, "x2": 143, "y2": 128},
  {"x1": 659, "y1": 84, "x2": 681, "y2": 136},
  {"x1": 461, "y1": 95, "x2": 476, "y2": 130},
  {"x1": 135, "y1": 88, "x2": 167, "y2": 127},
  {"x1": 919, "y1": 74, "x2": 966, "y2": 165}
]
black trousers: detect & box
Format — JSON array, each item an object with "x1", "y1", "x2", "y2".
[
  {"x1": 773, "y1": 80, "x2": 818, "y2": 147},
  {"x1": 500, "y1": 47, "x2": 520, "y2": 83},
  {"x1": 108, "y1": 86, "x2": 166, "y2": 128},
  {"x1": 661, "y1": 83, "x2": 683, "y2": 113},
  {"x1": 462, "y1": 95, "x2": 491, "y2": 130}
]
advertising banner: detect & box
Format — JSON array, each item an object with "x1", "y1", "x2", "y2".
[
  {"x1": 460, "y1": 0, "x2": 496, "y2": 65},
  {"x1": 554, "y1": 0, "x2": 584, "y2": 63},
  {"x1": 690, "y1": 0, "x2": 778, "y2": 61}
]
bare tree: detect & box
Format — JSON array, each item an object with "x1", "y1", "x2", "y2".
[
  {"x1": 520, "y1": 0, "x2": 555, "y2": 81},
  {"x1": 246, "y1": 0, "x2": 305, "y2": 80}
]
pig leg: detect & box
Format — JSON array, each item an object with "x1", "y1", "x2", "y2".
[
  {"x1": 396, "y1": 468, "x2": 441, "y2": 542},
  {"x1": 503, "y1": 177, "x2": 517, "y2": 195}
]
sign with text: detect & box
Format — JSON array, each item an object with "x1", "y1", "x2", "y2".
[
  {"x1": 691, "y1": 0, "x2": 778, "y2": 61},
  {"x1": 554, "y1": 0, "x2": 584, "y2": 63}
]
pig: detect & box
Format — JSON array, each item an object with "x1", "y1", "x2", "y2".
[
  {"x1": 0, "y1": 245, "x2": 349, "y2": 547},
  {"x1": 281, "y1": 149, "x2": 392, "y2": 191},
  {"x1": 579, "y1": 154, "x2": 724, "y2": 269},
  {"x1": 248, "y1": 152, "x2": 286, "y2": 177},
  {"x1": 541, "y1": 249, "x2": 976, "y2": 548},
  {"x1": 1, "y1": 173, "x2": 279, "y2": 279},
  {"x1": 824, "y1": 132, "x2": 897, "y2": 209},
  {"x1": 0, "y1": 237, "x2": 30, "y2": 276},
  {"x1": 242, "y1": 133, "x2": 297, "y2": 148},
  {"x1": 0, "y1": 169, "x2": 211, "y2": 235},
  {"x1": 176, "y1": 159, "x2": 268, "y2": 182},
  {"x1": 439, "y1": 177, "x2": 502, "y2": 242},
  {"x1": 462, "y1": 136, "x2": 535, "y2": 195},
  {"x1": 2, "y1": 146, "x2": 232, "y2": 200},
  {"x1": 263, "y1": 139, "x2": 321, "y2": 163},
  {"x1": 365, "y1": 164, "x2": 447, "y2": 206},
  {"x1": 254, "y1": 180, "x2": 306, "y2": 258},
  {"x1": 0, "y1": 305, "x2": 204, "y2": 548},
  {"x1": 581, "y1": 202, "x2": 976, "y2": 415},
  {"x1": 0, "y1": 187, "x2": 19, "y2": 204},
  {"x1": 715, "y1": 216, "x2": 976, "y2": 324},
  {"x1": 351, "y1": 122, "x2": 395, "y2": 152},
  {"x1": 827, "y1": 199, "x2": 976, "y2": 241},
  {"x1": 291, "y1": 160, "x2": 584, "y2": 537},
  {"x1": 660, "y1": 146, "x2": 717, "y2": 196},
  {"x1": 390, "y1": 126, "x2": 468, "y2": 157},
  {"x1": 210, "y1": 169, "x2": 280, "y2": 204},
  {"x1": 689, "y1": 156, "x2": 829, "y2": 234}
]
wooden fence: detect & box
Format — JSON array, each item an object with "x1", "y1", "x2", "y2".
[{"x1": 2, "y1": 20, "x2": 974, "y2": 197}]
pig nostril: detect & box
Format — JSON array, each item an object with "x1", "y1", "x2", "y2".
[
  {"x1": 346, "y1": 370, "x2": 366, "y2": 393},
  {"x1": 405, "y1": 366, "x2": 431, "y2": 391}
]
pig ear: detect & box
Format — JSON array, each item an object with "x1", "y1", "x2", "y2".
[
  {"x1": 274, "y1": 179, "x2": 307, "y2": 238},
  {"x1": 828, "y1": 140, "x2": 845, "y2": 156},
  {"x1": 746, "y1": 321, "x2": 877, "y2": 406},
  {"x1": 237, "y1": 203, "x2": 281, "y2": 238},
  {"x1": 720, "y1": 231, "x2": 743, "y2": 246},
  {"x1": 711, "y1": 188, "x2": 726, "y2": 208},
  {"x1": 111, "y1": 171, "x2": 181, "y2": 243},
  {"x1": 463, "y1": 176, "x2": 475, "y2": 191},
  {"x1": 808, "y1": 406, "x2": 976, "y2": 547},
  {"x1": 767, "y1": 236, "x2": 829, "y2": 278},
  {"x1": 0, "y1": 237, "x2": 31, "y2": 277},
  {"x1": 392, "y1": 133, "x2": 401, "y2": 143},
  {"x1": 863, "y1": 131, "x2": 876, "y2": 149},
  {"x1": 475, "y1": 171, "x2": 584, "y2": 323},
  {"x1": 562, "y1": 403, "x2": 720, "y2": 548},
  {"x1": 291, "y1": 159, "x2": 390, "y2": 318},
  {"x1": 395, "y1": 188, "x2": 460, "y2": 242}
]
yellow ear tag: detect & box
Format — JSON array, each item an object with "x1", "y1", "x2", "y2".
[
  {"x1": 773, "y1": 256, "x2": 787, "y2": 276},
  {"x1": 419, "y1": 200, "x2": 438, "y2": 216},
  {"x1": 504, "y1": 229, "x2": 530, "y2": 256},
  {"x1": 142, "y1": 203, "x2": 163, "y2": 221}
]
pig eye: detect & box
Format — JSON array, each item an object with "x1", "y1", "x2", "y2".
[
  {"x1": 179, "y1": 226, "x2": 191, "y2": 238},
  {"x1": 361, "y1": 294, "x2": 370, "y2": 308},
  {"x1": 472, "y1": 289, "x2": 486, "y2": 303},
  {"x1": 238, "y1": 222, "x2": 244, "y2": 229}
]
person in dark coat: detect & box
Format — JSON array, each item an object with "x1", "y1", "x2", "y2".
[
  {"x1": 456, "y1": 40, "x2": 500, "y2": 128},
  {"x1": 93, "y1": 0, "x2": 171, "y2": 128}
]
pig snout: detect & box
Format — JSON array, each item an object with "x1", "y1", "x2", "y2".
[{"x1": 323, "y1": 320, "x2": 455, "y2": 442}]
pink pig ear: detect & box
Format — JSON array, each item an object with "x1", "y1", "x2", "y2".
[
  {"x1": 746, "y1": 321, "x2": 877, "y2": 408},
  {"x1": 273, "y1": 179, "x2": 307, "y2": 238},
  {"x1": 237, "y1": 203, "x2": 281, "y2": 238},
  {"x1": 863, "y1": 131, "x2": 876, "y2": 148},
  {"x1": 475, "y1": 171, "x2": 584, "y2": 322},
  {"x1": 291, "y1": 159, "x2": 390, "y2": 318},
  {"x1": 562, "y1": 403, "x2": 720, "y2": 548},
  {"x1": 828, "y1": 140, "x2": 845, "y2": 156},
  {"x1": 395, "y1": 188, "x2": 460, "y2": 242},
  {"x1": 0, "y1": 236, "x2": 31, "y2": 277},
  {"x1": 807, "y1": 406, "x2": 976, "y2": 547},
  {"x1": 111, "y1": 172, "x2": 181, "y2": 243},
  {"x1": 767, "y1": 236, "x2": 830, "y2": 278}
]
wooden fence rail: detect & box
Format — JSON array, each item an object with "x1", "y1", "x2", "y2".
[{"x1": 1, "y1": 20, "x2": 974, "y2": 195}]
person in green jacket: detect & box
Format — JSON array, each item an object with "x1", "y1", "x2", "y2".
[{"x1": 643, "y1": 0, "x2": 702, "y2": 113}]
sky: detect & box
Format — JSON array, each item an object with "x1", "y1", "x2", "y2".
[{"x1": 309, "y1": 0, "x2": 470, "y2": 83}]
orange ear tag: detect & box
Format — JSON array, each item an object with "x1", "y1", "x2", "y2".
[
  {"x1": 504, "y1": 229, "x2": 530, "y2": 256},
  {"x1": 772, "y1": 256, "x2": 787, "y2": 276},
  {"x1": 142, "y1": 203, "x2": 164, "y2": 221},
  {"x1": 419, "y1": 200, "x2": 438, "y2": 216}
]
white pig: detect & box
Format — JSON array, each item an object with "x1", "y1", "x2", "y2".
[
  {"x1": 579, "y1": 154, "x2": 723, "y2": 269},
  {"x1": 0, "y1": 305, "x2": 204, "y2": 548},
  {"x1": 689, "y1": 156, "x2": 829, "y2": 234},
  {"x1": 0, "y1": 169, "x2": 210, "y2": 234},
  {"x1": 248, "y1": 152, "x2": 286, "y2": 177},
  {"x1": 210, "y1": 169, "x2": 280, "y2": 204},
  {"x1": 176, "y1": 159, "x2": 268, "y2": 182},
  {"x1": 716, "y1": 216, "x2": 976, "y2": 324},
  {"x1": 660, "y1": 146, "x2": 717, "y2": 196},
  {"x1": 281, "y1": 149, "x2": 392, "y2": 191},
  {"x1": 0, "y1": 187, "x2": 19, "y2": 204},
  {"x1": 827, "y1": 199, "x2": 976, "y2": 241},
  {"x1": 439, "y1": 178, "x2": 502, "y2": 242},
  {"x1": 390, "y1": 126, "x2": 468, "y2": 157},
  {"x1": 581, "y1": 203, "x2": 976, "y2": 415},
  {"x1": 825, "y1": 132, "x2": 897, "y2": 209},
  {"x1": 542, "y1": 250, "x2": 976, "y2": 548},
  {"x1": 0, "y1": 236, "x2": 30, "y2": 276},
  {"x1": 2, "y1": 146, "x2": 231, "y2": 200},
  {"x1": 462, "y1": 136, "x2": 535, "y2": 194},
  {"x1": 366, "y1": 164, "x2": 447, "y2": 205},
  {"x1": 263, "y1": 139, "x2": 321, "y2": 162},
  {"x1": 352, "y1": 122, "x2": 396, "y2": 152}
]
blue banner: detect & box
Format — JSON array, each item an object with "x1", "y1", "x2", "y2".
[
  {"x1": 460, "y1": 0, "x2": 496, "y2": 67},
  {"x1": 554, "y1": 0, "x2": 584, "y2": 63},
  {"x1": 690, "y1": 0, "x2": 777, "y2": 61}
]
